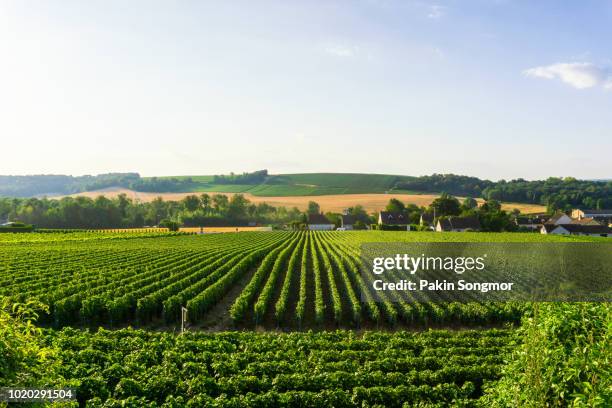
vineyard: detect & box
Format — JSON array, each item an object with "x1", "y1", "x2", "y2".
[
  {"x1": 1, "y1": 231, "x2": 609, "y2": 407},
  {"x1": 47, "y1": 327, "x2": 514, "y2": 407},
  {"x1": 0, "y1": 230, "x2": 604, "y2": 330}
]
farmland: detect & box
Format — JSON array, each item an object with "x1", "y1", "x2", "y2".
[
  {"x1": 58, "y1": 188, "x2": 547, "y2": 214},
  {"x1": 1, "y1": 230, "x2": 610, "y2": 406},
  {"x1": 45, "y1": 327, "x2": 514, "y2": 407},
  {"x1": 147, "y1": 173, "x2": 410, "y2": 195},
  {"x1": 0, "y1": 231, "x2": 601, "y2": 330}
]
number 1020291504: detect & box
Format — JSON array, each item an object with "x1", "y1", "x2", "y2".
[{"x1": 0, "y1": 388, "x2": 76, "y2": 402}]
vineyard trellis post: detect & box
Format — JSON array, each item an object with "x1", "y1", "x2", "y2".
[{"x1": 181, "y1": 306, "x2": 188, "y2": 333}]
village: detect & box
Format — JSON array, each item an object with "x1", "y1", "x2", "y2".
[{"x1": 306, "y1": 207, "x2": 612, "y2": 237}]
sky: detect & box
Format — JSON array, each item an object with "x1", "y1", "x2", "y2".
[{"x1": 1, "y1": 0, "x2": 611, "y2": 181}]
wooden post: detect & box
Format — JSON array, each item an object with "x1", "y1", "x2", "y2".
[{"x1": 181, "y1": 306, "x2": 188, "y2": 334}]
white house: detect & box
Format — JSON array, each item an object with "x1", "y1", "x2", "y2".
[
  {"x1": 514, "y1": 216, "x2": 542, "y2": 231},
  {"x1": 540, "y1": 224, "x2": 570, "y2": 235},
  {"x1": 307, "y1": 213, "x2": 335, "y2": 231},
  {"x1": 541, "y1": 224, "x2": 611, "y2": 237},
  {"x1": 546, "y1": 212, "x2": 573, "y2": 225},
  {"x1": 436, "y1": 216, "x2": 481, "y2": 232},
  {"x1": 378, "y1": 211, "x2": 410, "y2": 226}
]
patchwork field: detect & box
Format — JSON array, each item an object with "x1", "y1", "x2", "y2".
[{"x1": 57, "y1": 187, "x2": 547, "y2": 214}]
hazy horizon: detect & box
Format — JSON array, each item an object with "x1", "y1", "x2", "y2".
[
  {"x1": 0, "y1": 170, "x2": 609, "y2": 183},
  {"x1": 1, "y1": 1, "x2": 611, "y2": 180}
]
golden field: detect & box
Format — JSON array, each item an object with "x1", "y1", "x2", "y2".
[{"x1": 56, "y1": 187, "x2": 547, "y2": 214}]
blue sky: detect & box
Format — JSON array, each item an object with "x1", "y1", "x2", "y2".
[{"x1": 1, "y1": 0, "x2": 611, "y2": 180}]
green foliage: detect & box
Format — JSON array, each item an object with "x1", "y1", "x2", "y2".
[
  {"x1": 0, "y1": 222, "x2": 34, "y2": 233},
  {"x1": 159, "y1": 219, "x2": 181, "y2": 231},
  {"x1": 0, "y1": 193, "x2": 303, "y2": 230},
  {"x1": 307, "y1": 201, "x2": 320, "y2": 215},
  {"x1": 385, "y1": 198, "x2": 406, "y2": 213},
  {"x1": 212, "y1": 169, "x2": 268, "y2": 184},
  {"x1": 429, "y1": 192, "x2": 461, "y2": 216},
  {"x1": 483, "y1": 303, "x2": 611, "y2": 407},
  {"x1": 0, "y1": 298, "x2": 58, "y2": 387},
  {"x1": 41, "y1": 328, "x2": 514, "y2": 406},
  {"x1": 463, "y1": 197, "x2": 478, "y2": 210}
]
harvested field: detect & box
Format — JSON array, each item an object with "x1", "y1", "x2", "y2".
[{"x1": 56, "y1": 187, "x2": 547, "y2": 214}]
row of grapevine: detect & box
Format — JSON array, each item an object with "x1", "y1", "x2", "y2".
[
  {"x1": 312, "y1": 232, "x2": 343, "y2": 322},
  {"x1": 295, "y1": 233, "x2": 310, "y2": 326},
  {"x1": 45, "y1": 327, "x2": 514, "y2": 406},
  {"x1": 230, "y1": 233, "x2": 302, "y2": 322},
  {"x1": 253, "y1": 233, "x2": 303, "y2": 323},
  {"x1": 0, "y1": 230, "x2": 552, "y2": 328},
  {"x1": 274, "y1": 233, "x2": 306, "y2": 323}
]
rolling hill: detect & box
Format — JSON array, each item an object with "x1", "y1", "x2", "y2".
[
  {"x1": 144, "y1": 173, "x2": 416, "y2": 196},
  {"x1": 1, "y1": 171, "x2": 608, "y2": 214}
]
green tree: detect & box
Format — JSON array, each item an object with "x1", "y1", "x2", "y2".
[
  {"x1": 147, "y1": 197, "x2": 167, "y2": 225},
  {"x1": 307, "y1": 201, "x2": 320, "y2": 215},
  {"x1": 462, "y1": 197, "x2": 478, "y2": 210},
  {"x1": 227, "y1": 194, "x2": 249, "y2": 219},
  {"x1": 159, "y1": 219, "x2": 181, "y2": 231},
  {"x1": 429, "y1": 193, "x2": 461, "y2": 216},
  {"x1": 212, "y1": 194, "x2": 229, "y2": 215},
  {"x1": 385, "y1": 198, "x2": 405, "y2": 213},
  {"x1": 116, "y1": 193, "x2": 130, "y2": 219},
  {"x1": 181, "y1": 195, "x2": 201, "y2": 212},
  {"x1": 200, "y1": 193, "x2": 211, "y2": 215}
]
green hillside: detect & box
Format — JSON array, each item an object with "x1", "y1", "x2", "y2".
[{"x1": 141, "y1": 173, "x2": 417, "y2": 196}]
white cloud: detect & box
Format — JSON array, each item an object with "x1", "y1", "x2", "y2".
[
  {"x1": 322, "y1": 44, "x2": 359, "y2": 58},
  {"x1": 428, "y1": 5, "x2": 446, "y2": 19},
  {"x1": 523, "y1": 62, "x2": 612, "y2": 90}
]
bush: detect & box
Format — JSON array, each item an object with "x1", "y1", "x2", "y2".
[
  {"x1": 379, "y1": 224, "x2": 410, "y2": 231},
  {"x1": 0, "y1": 222, "x2": 34, "y2": 233},
  {"x1": 0, "y1": 298, "x2": 58, "y2": 386},
  {"x1": 159, "y1": 219, "x2": 181, "y2": 232},
  {"x1": 483, "y1": 303, "x2": 611, "y2": 406}
]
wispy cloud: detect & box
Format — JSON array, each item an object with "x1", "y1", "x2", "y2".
[
  {"x1": 322, "y1": 44, "x2": 359, "y2": 58},
  {"x1": 427, "y1": 5, "x2": 446, "y2": 19},
  {"x1": 523, "y1": 62, "x2": 612, "y2": 90}
]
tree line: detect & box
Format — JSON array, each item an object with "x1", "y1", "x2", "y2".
[
  {"x1": 395, "y1": 174, "x2": 611, "y2": 212},
  {"x1": 0, "y1": 194, "x2": 303, "y2": 230},
  {"x1": 0, "y1": 191, "x2": 580, "y2": 232}
]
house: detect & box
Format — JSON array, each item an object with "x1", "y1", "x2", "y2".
[
  {"x1": 546, "y1": 212, "x2": 573, "y2": 225},
  {"x1": 339, "y1": 215, "x2": 356, "y2": 230},
  {"x1": 378, "y1": 211, "x2": 410, "y2": 226},
  {"x1": 436, "y1": 216, "x2": 481, "y2": 232},
  {"x1": 541, "y1": 223, "x2": 611, "y2": 237},
  {"x1": 419, "y1": 212, "x2": 434, "y2": 227},
  {"x1": 378, "y1": 211, "x2": 411, "y2": 230},
  {"x1": 540, "y1": 224, "x2": 570, "y2": 235},
  {"x1": 570, "y1": 217, "x2": 603, "y2": 226},
  {"x1": 571, "y1": 209, "x2": 612, "y2": 226},
  {"x1": 571, "y1": 208, "x2": 612, "y2": 219},
  {"x1": 514, "y1": 216, "x2": 541, "y2": 231},
  {"x1": 307, "y1": 213, "x2": 335, "y2": 231}
]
